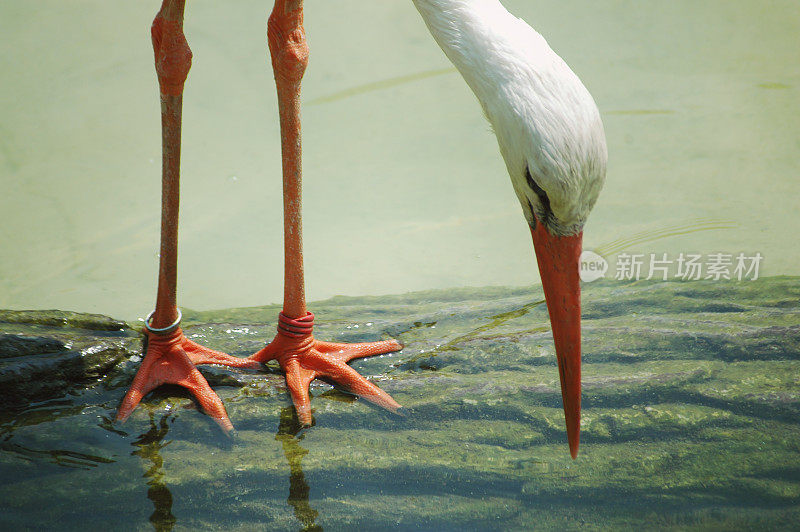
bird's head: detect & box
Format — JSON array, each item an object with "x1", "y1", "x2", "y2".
[{"x1": 512, "y1": 144, "x2": 605, "y2": 459}]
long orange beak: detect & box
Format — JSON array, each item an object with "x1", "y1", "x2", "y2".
[{"x1": 530, "y1": 220, "x2": 583, "y2": 459}]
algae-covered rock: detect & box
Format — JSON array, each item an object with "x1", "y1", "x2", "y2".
[
  {"x1": 0, "y1": 310, "x2": 140, "y2": 409},
  {"x1": 0, "y1": 309, "x2": 127, "y2": 331},
  {"x1": 1, "y1": 278, "x2": 799, "y2": 530}
]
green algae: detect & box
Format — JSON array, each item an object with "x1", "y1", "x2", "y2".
[{"x1": 1, "y1": 278, "x2": 799, "y2": 530}]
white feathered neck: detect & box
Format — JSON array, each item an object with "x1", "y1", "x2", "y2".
[{"x1": 412, "y1": 0, "x2": 606, "y2": 234}]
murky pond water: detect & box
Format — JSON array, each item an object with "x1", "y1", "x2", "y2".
[
  {"x1": 1, "y1": 1, "x2": 799, "y2": 529},
  {"x1": 0, "y1": 1, "x2": 798, "y2": 320},
  {"x1": 2, "y1": 279, "x2": 799, "y2": 529}
]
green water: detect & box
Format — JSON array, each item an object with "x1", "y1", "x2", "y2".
[
  {"x1": 2, "y1": 279, "x2": 799, "y2": 529},
  {"x1": 1, "y1": 1, "x2": 799, "y2": 320},
  {"x1": 1, "y1": 2, "x2": 799, "y2": 528}
]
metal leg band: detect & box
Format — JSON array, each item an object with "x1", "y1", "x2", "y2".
[{"x1": 144, "y1": 308, "x2": 182, "y2": 335}]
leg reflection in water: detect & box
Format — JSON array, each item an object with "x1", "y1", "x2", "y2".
[
  {"x1": 276, "y1": 406, "x2": 322, "y2": 532},
  {"x1": 132, "y1": 413, "x2": 176, "y2": 532}
]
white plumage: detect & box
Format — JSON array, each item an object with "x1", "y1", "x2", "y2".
[{"x1": 412, "y1": 0, "x2": 606, "y2": 236}]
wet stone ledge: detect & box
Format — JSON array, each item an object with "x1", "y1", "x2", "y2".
[
  {"x1": 0, "y1": 278, "x2": 799, "y2": 529},
  {"x1": 0, "y1": 311, "x2": 138, "y2": 409}
]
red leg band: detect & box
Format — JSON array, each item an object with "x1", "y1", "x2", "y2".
[{"x1": 277, "y1": 311, "x2": 314, "y2": 338}]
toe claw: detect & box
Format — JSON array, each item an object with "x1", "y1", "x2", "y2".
[{"x1": 211, "y1": 415, "x2": 236, "y2": 434}]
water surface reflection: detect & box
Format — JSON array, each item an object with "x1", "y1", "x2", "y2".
[
  {"x1": 130, "y1": 407, "x2": 322, "y2": 531},
  {"x1": 276, "y1": 407, "x2": 322, "y2": 532},
  {"x1": 132, "y1": 413, "x2": 177, "y2": 532}
]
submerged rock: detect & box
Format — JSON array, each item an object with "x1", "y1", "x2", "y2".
[{"x1": 1, "y1": 278, "x2": 799, "y2": 530}]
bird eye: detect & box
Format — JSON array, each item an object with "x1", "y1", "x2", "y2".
[{"x1": 525, "y1": 166, "x2": 554, "y2": 225}]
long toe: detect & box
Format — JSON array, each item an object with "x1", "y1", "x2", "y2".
[
  {"x1": 116, "y1": 354, "x2": 164, "y2": 422},
  {"x1": 283, "y1": 358, "x2": 315, "y2": 426},
  {"x1": 117, "y1": 380, "x2": 157, "y2": 423},
  {"x1": 178, "y1": 367, "x2": 235, "y2": 434},
  {"x1": 316, "y1": 338, "x2": 403, "y2": 363},
  {"x1": 319, "y1": 358, "x2": 402, "y2": 413}
]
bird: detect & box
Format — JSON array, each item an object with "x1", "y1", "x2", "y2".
[
  {"x1": 118, "y1": 0, "x2": 606, "y2": 459},
  {"x1": 411, "y1": 0, "x2": 607, "y2": 458}
]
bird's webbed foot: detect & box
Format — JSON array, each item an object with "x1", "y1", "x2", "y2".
[
  {"x1": 250, "y1": 312, "x2": 403, "y2": 426},
  {"x1": 116, "y1": 327, "x2": 260, "y2": 433}
]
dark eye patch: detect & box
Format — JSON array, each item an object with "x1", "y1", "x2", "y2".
[{"x1": 525, "y1": 166, "x2": 554, "y2": 226}]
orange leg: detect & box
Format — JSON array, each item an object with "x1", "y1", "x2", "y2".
[
  {"x1": 253, "y1": 0, "x2": 403, "y2": 426},
  {"x1": 117, "y1": 0, "x2": 259, "y2": 433}
]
